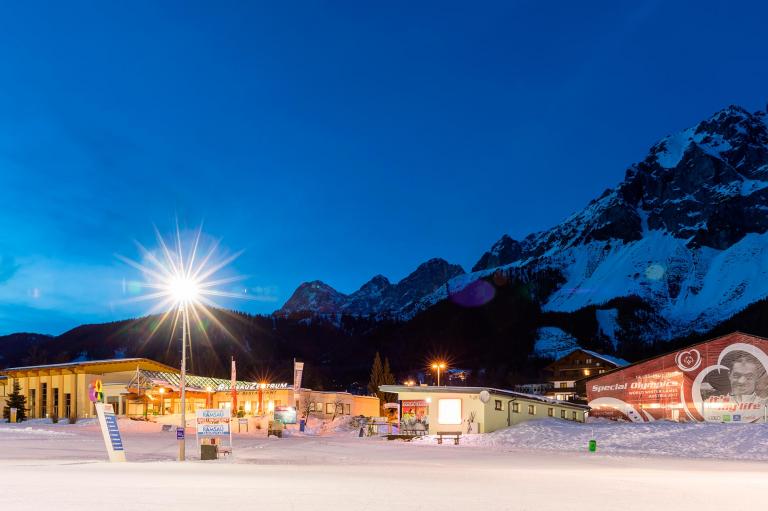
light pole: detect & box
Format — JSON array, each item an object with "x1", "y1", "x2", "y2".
[
  {"x1": 179, "y1": 302, "x2": 189, "y2": 461},
  {"x1": 431, "y1": 362, "x2": 446, "y2": 386}
]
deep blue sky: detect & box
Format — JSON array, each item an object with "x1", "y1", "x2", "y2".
[{"x1": 0, "y1": 1, "x2": 766, "y2": 335}]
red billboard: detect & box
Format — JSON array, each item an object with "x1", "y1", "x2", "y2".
[{"x1": 587, "y1": 333, "x2": 768, "y2": 423}]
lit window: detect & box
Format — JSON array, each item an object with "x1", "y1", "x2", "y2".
[
  {"x1": 437, "y1": 399, "x2": 462, "y2": 425},
  {"x1": 495, "y1": 400, "x2": 502, "y2": 411},
  {"x1": 583, "y1": 369, "x2": 591, "y2": 376},
  {"x1": 547, "y1": 407, "x2": 554, "y2": 417},
  {"x1": 559, "y1": 382, "x2": 567, "y2": 388},
  {"x1": 527, "y1": 404, "x2": 535, "y2": 415},
  {"x1": 326, "y1": 403, "x2": 334, "y2": 414},
  {"x1": 309, "y1": 402, "x2": 315, "y2": 412},
  {"x1": 560, "y1": 409, "x2": 566, "y2": 419},
  {"x1": 344, "y1": 404, "x2": 351, "y2": 415},
  {"x1": 512, "y1": 402, "x2": 520, "y2": 413},
  {"x1": 586, "y1": 358, "x2": 592, "y2": 364}
]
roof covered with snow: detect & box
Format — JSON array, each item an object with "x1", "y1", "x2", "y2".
[{"x1": 379, "y1": 385, "x2": 590, "y2": 410}]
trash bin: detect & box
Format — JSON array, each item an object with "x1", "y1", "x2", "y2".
[
  {"x1": 201, "y1": 444, "x2": 218, "y2": 460},
  {"x1": 588, "y1": 439, "x2": 597, "y2": 452},
  {"x1": 299, "y1": 420, "x2": 306, "y2": 432}
]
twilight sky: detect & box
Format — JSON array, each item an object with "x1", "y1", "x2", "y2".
[{"x1": 0, "y1": 1, "x2": 766, "y2": 335}]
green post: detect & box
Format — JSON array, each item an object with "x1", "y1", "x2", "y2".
[{"x1": 588, "y1": 439, "x2": 597, "y2": 452}]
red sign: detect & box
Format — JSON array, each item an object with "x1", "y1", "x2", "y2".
[{"x1": 588, "y1": 333, "x2": 768, "y2": 423}]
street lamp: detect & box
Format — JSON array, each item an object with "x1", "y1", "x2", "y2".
[
  {"x1": 118, "y1": 225, "x2": 250, "y2": 461},
  {"x1": 169, "y1": 277, "x2": 199, "y2": 462},
  {"x1": 431, "y1": 362, "x2": 447, "y2": 386}
]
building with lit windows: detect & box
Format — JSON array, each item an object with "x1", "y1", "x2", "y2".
[
  {"x1": 1, "y1": 358, "x2": 379, "y2": 420},
  {"x1": 380, "y1": 385, "x2": 589, "y2": 435},
  {"x1": 544, "y1": 349, "x2": 628, "y2": 401}
]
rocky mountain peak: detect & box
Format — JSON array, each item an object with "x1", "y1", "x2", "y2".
[
  {"x1": 472, "y1": 235, "x2": 523, "y2": 271},
  {"x1": 278, "y1": 280, "x2": 347, "y2": 315}
]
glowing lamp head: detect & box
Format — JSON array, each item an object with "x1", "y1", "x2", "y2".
[{"x1": 169, "y1": 276, "x2": 199, "y2": 305}]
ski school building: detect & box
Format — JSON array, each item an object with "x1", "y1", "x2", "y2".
[
  {"x1": 587, "y1": 332, "x2": 768, "y2": 423},
  {"x1": 0, "y1": 358, "x2": 379, "y2": 420}
]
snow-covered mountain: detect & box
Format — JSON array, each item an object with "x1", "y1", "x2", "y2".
[
  {"x1": 277, "y1": 258, "x2": 465, "y2": 317},
  {"x1": 463, "y1": 105, "x2": 768, "y2": 344},
  {"x1": 278, "y1": 105, "x2": 768, "y2": 351}
]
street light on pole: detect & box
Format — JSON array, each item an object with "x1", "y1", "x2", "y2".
[
  {"x1": 118, "y1": 224, "x2": 251, "y2": 462},
  {"x1": 431, "y1": 362, "x2": 447, "y2": 386}
]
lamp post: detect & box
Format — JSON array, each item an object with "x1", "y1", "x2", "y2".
[
  {"x1": 179, "y1": 302, "x2": 189, "y2": 462},
  {"x1": 431, "y1": 362, "x2": 447, "y2": 386},
  {"x1": 158, "y1": 387, "x2": 165, "y2": 415}
]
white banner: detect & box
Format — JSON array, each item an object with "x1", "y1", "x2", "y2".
[
  {"x1": 95, "y1": 402, "x2": 126, "y2": 462},
  {"x1": 293, "y1": 360, "x2": 304, "y2": 404}
]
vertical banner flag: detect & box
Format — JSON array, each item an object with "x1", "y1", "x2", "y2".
[
  {"x1": 293, "y1": 359, "x2": 304, "y2": 405},
  {"x1": 231, "y1": 356, "x2": 237, "y2": 414}
]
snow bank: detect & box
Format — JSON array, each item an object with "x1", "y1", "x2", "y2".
[{"x1": 416, "y1": 419, "x2": 768, "y2": 461}]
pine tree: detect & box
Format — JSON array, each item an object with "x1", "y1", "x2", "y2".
[
  {"x1": 367, "y1": 352, "x2": 384, "y2": 397},
  {"x1": 3, "y1": 381, "x2": 28, "y2": 422},
  {"x1": 382, "y1": 357, "x2": 397, "y2": 405}
]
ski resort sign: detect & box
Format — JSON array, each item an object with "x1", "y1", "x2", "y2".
[
  {"x1": 588, "y1": 333, "x2": 768, "y2": 423},
  {"x1": 95, "y1": 402, "x2": 126, "y2": 462},
  {"x1": 196, "y1": 408, "x2": 231, "y2": 436}
]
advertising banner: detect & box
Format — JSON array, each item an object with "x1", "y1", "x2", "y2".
[
  {"x1": 196, "y1": 408, "x2": 231, "y2": 436},
  {"x1": 588, "y1": 333, "x2": 768, "y2": 423},
  {"x1": 274, "y1": 405, "x2": 297, "y2": 424}
]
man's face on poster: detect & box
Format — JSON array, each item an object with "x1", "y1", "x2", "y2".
[{"x1": 729, "y1": 360, "x2": 759, "y2": 397}]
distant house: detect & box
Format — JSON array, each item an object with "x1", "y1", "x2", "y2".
[
  {"x1": 544, "y1": 349, "x2": 628, "y2": 401},
  {"x1": 0, "y1": 375, "x2": 7, "y2": 411}
]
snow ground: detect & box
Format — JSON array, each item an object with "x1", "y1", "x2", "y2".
[{"x1": 1, "y1": 418, "x2": 768, "y2": 510}]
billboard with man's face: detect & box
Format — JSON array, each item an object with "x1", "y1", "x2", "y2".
[{"x1": 587, "y1": 333, "x2": 768, "y2": 423}]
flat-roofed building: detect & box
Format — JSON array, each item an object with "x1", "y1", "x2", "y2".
[
  {"x1": 380, "y1": 385, "x2": 589, "y2": 435},
  {"x1": 1, "y1": 358, "x2": 379, "y2": 421}
]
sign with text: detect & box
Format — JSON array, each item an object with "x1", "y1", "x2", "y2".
[
  {"x1": 588, "y1": 333, "x2": 768, "y2": 423},
  {"x1": 274, "y1": 405, "x2": 297, "y2": 424},
  {"x1": 196, "y1": 408, "x2": 231, "y2": 436},
  {"x1": 95, "y1": 402, "x2": 126, "y2": 462}
]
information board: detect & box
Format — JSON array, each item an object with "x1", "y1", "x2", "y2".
[
  {"x1": 196, "y1": 408, "x2": 231, "y2": 436},
  {"x1": 95, "y1": 402, "x2": 126, "y2": 462}
]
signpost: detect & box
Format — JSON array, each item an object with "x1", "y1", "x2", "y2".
[
  {"x1": 196, "y1": 408, "x2": 232, "y2": 458},
  {"x1": 95, "y1": 402, "x2": 126, "y2": 462}
]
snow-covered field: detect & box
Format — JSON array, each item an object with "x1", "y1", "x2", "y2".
[{"x1": 1, "y1": 418, "x2": 768, "y2": 510}]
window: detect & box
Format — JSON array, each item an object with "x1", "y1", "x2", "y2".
[
  {"x1": 512, "y1": 402, "x2": 520, "y2": 413},
  {"x1": 495, "y1": 400, "x2": 503, "y2": 411},
  {"x1": 585, "y1": 358, "x2": 592, "y2": 364},
  {"x1": 325, "y1": 403, "x2": 334, "y2": 414},
  {"x1": 559, "y1": 382, "x2": 567, "y2": 388},
  {"x1": 437, "y1": 399, "x2": 462, "y2": 425},
  {"x1": 29, "y1": 389, "x2": 36, "y2": 418},
  {"x1": 316, "y1": 402, "x2": 323, "y2": 412},
  {"x1": 309, "y1": 402, "x2": 315, "y2": 411},
  {"x1": 527, "y1": 404, "x2": 535, "y2": 415},
  {"x1": 344, "y1": 404, "x2": 351, "y2": 415},
  {"x1": 560, "y1": 409, "x2": 566, "y2": 419},
  {"x1": 572, "y1": 411, "x2": 578, "y2": 421},
  {"x1": 41, "y1": 383, "x2": 48, "y2": 416},
  {"x1": 583, "y1": 369, "x2": 591, "y2": 376},
  {"x1": 547, "y1": 407, "x2": 554, "y2": 417},
  {"x1": 599, "y1": 369, "x2": 606, "y2": 374},
  {"x1": 596, "y1": 362, "x2": 601, "y2": 366},
  {"x1": 53, "y1": 388, "x2": 59, "y2": 417}
]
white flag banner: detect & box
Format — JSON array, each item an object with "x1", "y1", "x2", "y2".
[{"x1": 293, "y1": 361, "x2": 304, "y2": 404}]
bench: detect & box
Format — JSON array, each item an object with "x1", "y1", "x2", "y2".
[
  {"x1": 436, "y1": 431, "x2": 461, "y2": 445},
  {"x1": 218, "y1": 446, "x2": 233, "y2": 458}
]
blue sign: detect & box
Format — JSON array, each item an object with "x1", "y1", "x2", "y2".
[
  {"x1": 104, "y1": 414, "x2": 124, "y2": 451},
  {"x1": 177, "y1": 427, "x2": 185, "y2": 440}
]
